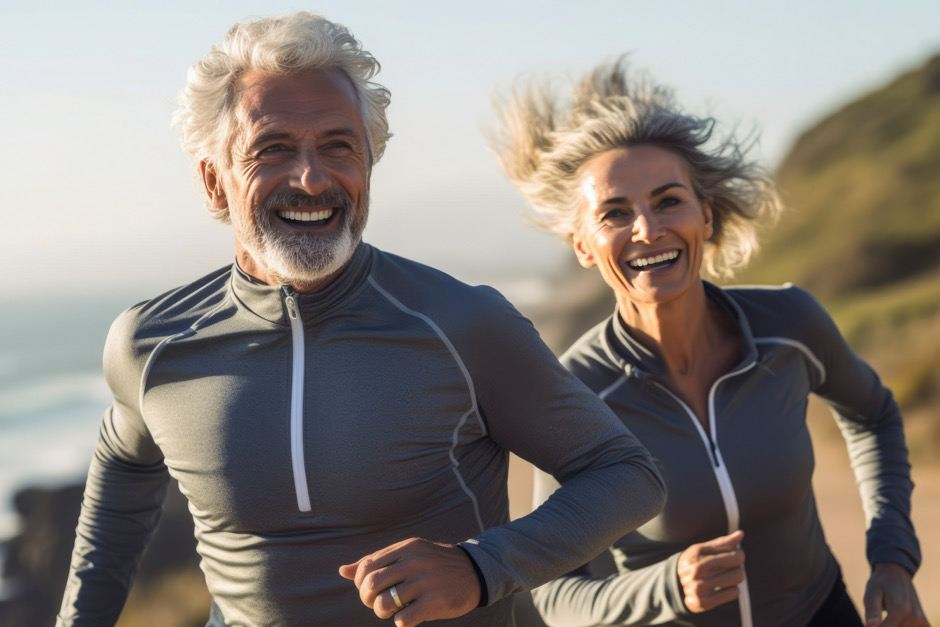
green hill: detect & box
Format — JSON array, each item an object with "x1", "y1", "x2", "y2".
[{"x1": 738, "y1": 54, "x2": 940, "y2": 432}]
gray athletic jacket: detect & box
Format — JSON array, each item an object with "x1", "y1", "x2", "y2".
[
  {"x1": 532, "y1": 283, "x2": 919, "y2": 627},
  {"x1": 56, "y1": 243, "x2": 666, "y2": 626}
]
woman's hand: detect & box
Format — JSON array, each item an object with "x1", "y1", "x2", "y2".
[
  {"x1": 864, "y1": 562, "x2": 930, "y2": 626},
  {"x1": 677, "y1": 530, "x2": 746, "y2": 613}
]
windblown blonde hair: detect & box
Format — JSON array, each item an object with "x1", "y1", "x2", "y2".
[
  {"x1": 173, "y1": 12, "x2": 392, "y2": 221},
  {"x1": 491, "y1": 57, "x2": 781, "y2": 278}
]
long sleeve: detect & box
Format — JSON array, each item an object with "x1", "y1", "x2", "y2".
[
  {"x1": 797, "y1": 288, "x2": 920, "y2": 574},
  {"x1": 454, "y1": 292, "x2": 667, "y2": 605},
  {"x1": 57, "y1": 309, "x2": 171, "y2": 625},
  {"x1": 529, "y1": 470, "x2": 688, "y2": 626}
]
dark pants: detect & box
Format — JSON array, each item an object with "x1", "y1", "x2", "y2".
[{"x1": 806, "y1": 573, "x2": 864, "y2": 627}]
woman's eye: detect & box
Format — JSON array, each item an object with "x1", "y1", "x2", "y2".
[
  {"x1": 657, "y1": 197, "x2": 680, "y2": 210},
  {"x1": 601, "y1": 209, "x2": 628, "y2": 221}
]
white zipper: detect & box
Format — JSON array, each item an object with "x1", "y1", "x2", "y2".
[
  {"x1": 284, "y1": 289, "x2": 311, "y2": 512},
  {"x1": 650, "y1": 361, "x2": 756, "y2": 627}
]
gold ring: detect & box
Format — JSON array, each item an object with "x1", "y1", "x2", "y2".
[{"x1": 389, "y1": 584, "x2": 403, "y2": 609}]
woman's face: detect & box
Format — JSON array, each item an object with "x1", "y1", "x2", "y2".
[{"x1": 572, "y1": 145, "x2": 713, "y2": 306}]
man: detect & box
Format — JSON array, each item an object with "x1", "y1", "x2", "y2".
[{"x1": 57, "y1": 12, "x2": 665, "y2": 626}]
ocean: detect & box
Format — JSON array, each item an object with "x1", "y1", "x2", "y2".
[{"x1": 0, "y1": 295, "x2": 134, "y2": 541}]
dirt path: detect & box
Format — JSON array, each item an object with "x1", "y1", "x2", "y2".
[{"x1": 808, "y1": 406, "x2": 939, "y2": 623}]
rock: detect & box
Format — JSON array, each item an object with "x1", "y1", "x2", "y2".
[{"x1": 0, "y1": 479, "x2": 205, "y2": 627}]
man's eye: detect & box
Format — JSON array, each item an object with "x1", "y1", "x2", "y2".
[
  {"x1": 258, "y1": 144, "x2": 287, "y2": 156},
  {"x1": 323, "y1": 141, "x2": 353, "y2": 153}
]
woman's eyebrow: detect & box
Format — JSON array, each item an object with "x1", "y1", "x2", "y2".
[
  {"x1": 597, "y1": 181, "x2": 687, "y2": 209},
  {"x1": 650, "y1": 181, "x2": 687, "y2": 196}
]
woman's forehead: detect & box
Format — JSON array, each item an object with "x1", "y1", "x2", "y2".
[{"x1": 579, "y1": 146, "x2": 692, "y2": 203}]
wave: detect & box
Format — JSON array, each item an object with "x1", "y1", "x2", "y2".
[
  {"x1": 0, "y1": 372, "x2": 109, "y2": 541},
  {"x1": 0, "y1": 372, "x2": 110, "y2": 423}
]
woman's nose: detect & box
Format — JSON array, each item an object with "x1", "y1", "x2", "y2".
[{"x1": 632, "y1": 209, "x2": 662, "y2": 242}]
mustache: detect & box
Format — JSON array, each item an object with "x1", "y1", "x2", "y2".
[{"x1": 259, "y1": 188, "x2": 353, "y2": 212}]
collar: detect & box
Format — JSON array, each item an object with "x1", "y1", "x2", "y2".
[
  {"x1": 606, "y1": 281, "x2": 758, "y2": 378},
  {"x1": 230, "y1": 242, "x2": 374, "y2": 325}
]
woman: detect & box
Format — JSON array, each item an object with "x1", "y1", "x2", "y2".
[{"x1": 491, "y1": 58, "x2": 927, "y2": 627}]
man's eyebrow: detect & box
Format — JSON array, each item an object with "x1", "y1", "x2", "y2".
[
  {"x1": 247, "y1": 127, "x2": 360, "y2": 150},
  {"x1": 247, "y1": 131, "x2": 292, "y2": 151},
  {"x1": 321, "y1": 127, "x2": 360, "y2": 141}
]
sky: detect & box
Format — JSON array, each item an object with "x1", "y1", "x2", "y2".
[{"x1": 1, "y1": 0, "x2": 939, "y2": 305}]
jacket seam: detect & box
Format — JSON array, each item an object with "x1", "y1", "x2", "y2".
[
  {"x1": 366, "y1": 275, "x2": 486, "y2": 534},
  {"x1": 753, "y1": 336, "x2": 826, "y2": 385},
  {"x1": 138, "y1": 295, "x2": 232, "y2": 417},
  {"x1": 598, "y1": 374, "x2": 628, "y2": 400}
]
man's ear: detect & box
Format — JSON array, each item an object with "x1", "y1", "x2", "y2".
[
  {"x1": 571, "y1": 232, "x2": 596, "y2": 269},
  {"x1": 199, "y1": 160, "x2": 227, "y2": 209}
]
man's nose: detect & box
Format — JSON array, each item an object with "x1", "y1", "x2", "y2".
[{"x1": 292, "y1": 152, "x2": 330, "y2": 196}]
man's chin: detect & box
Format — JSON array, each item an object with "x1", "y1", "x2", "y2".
[{"x1": 263, "y1": 235, "x2": 359, "y2": 288}]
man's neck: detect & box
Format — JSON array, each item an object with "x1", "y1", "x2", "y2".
[{"x1": 235, "y1": 245, "x2": 348, "y2": 294}]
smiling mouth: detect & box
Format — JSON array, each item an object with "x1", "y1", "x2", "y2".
[
  {"x1": 627, "y1": 250, "x2": 680, "y2": 271},
  {"x1": 276, "y1": 208, "x2": 337, "y2": 226}
]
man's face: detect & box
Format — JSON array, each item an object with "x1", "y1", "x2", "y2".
[{"x1": 204, "y1": 68, "x2": 371, "y2": 291}]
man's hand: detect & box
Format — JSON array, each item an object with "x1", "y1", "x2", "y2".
[
  {"x1": 863, "y1": 562, "x2": 930, "y2": 626},
  {"x1": 677, "y1": 530, "x2": 746, "y2": 613},
  {"x1": 339, "y1": 537, "x2": 482, "y2": 627}
]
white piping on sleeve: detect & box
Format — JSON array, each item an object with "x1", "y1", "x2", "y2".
[
  {"x1": 753, "y1": 337, "x2": 826, "y2": 385},
  {"x1": 598, "y1": 374, "x2": 628, "y2": 401},
  {"x1": 138, "y1": 297, "x2": 230, "y2": 415},
  {"x1": 367, "y1": 276, "x2": 486, "y2": 533}
]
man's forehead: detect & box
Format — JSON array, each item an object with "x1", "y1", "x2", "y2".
[{"x1": 234, "y1": 68, "x2": 363, "y2": 134}]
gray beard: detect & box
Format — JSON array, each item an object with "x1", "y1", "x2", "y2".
[
  {"x1": 259, "y1": 217, "x2": 357, "y2": 287},
  {"x1": 231, "y1": 189, "x2": 367, "y2": 288}
]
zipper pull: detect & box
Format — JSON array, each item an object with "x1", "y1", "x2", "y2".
[
  {"x1": 283, "y1": 287, "x2": 298, "y2": 320},
  {"x1": 709, "y1": 438, "x2": 720, "y2": 468}
]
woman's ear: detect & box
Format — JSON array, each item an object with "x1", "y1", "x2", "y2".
[
  {"x1": 199, "y1": 160, "x2": 228, "y2": 210},
  {"x1": 572, "y1": 232, "x2": 596, "y2": 268}
]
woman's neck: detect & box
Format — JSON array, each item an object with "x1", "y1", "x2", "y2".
[{"x1": 616, "y1": 282, "x2": 726, "y2": 377}]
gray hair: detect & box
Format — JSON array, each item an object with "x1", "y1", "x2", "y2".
[
  {"x1": 173, "y1": 12, "x2": 392, "y2": 221},
  {"x1": 491, "y1": 57, "x2": 781, "y2": 278}
]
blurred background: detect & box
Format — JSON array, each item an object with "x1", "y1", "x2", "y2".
[{"x1": 1, "y1": 1, "x2": 938, "y2": 625}]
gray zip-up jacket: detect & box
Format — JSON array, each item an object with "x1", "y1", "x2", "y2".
[
  {"x1": 532, "y1": 283, "x2": 919, "y2": 627},
  {"x1": 56, "y1": 243, "x2": 666, "y2": 626}
]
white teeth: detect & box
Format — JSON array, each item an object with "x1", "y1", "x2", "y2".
[
  {"x1": 628, "y1": 250, "x2": 679, "y2": 269},
  {"x1": 277, "y1": 208, "x2": 334, "y2": 222}
]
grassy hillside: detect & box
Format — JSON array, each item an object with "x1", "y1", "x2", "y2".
[
  {"x1": 742, "y1": 55, "x2": 940, "y2": 296},
  {"x1": 736, "y1": 54, "x2": 940, "y2": 445}
]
